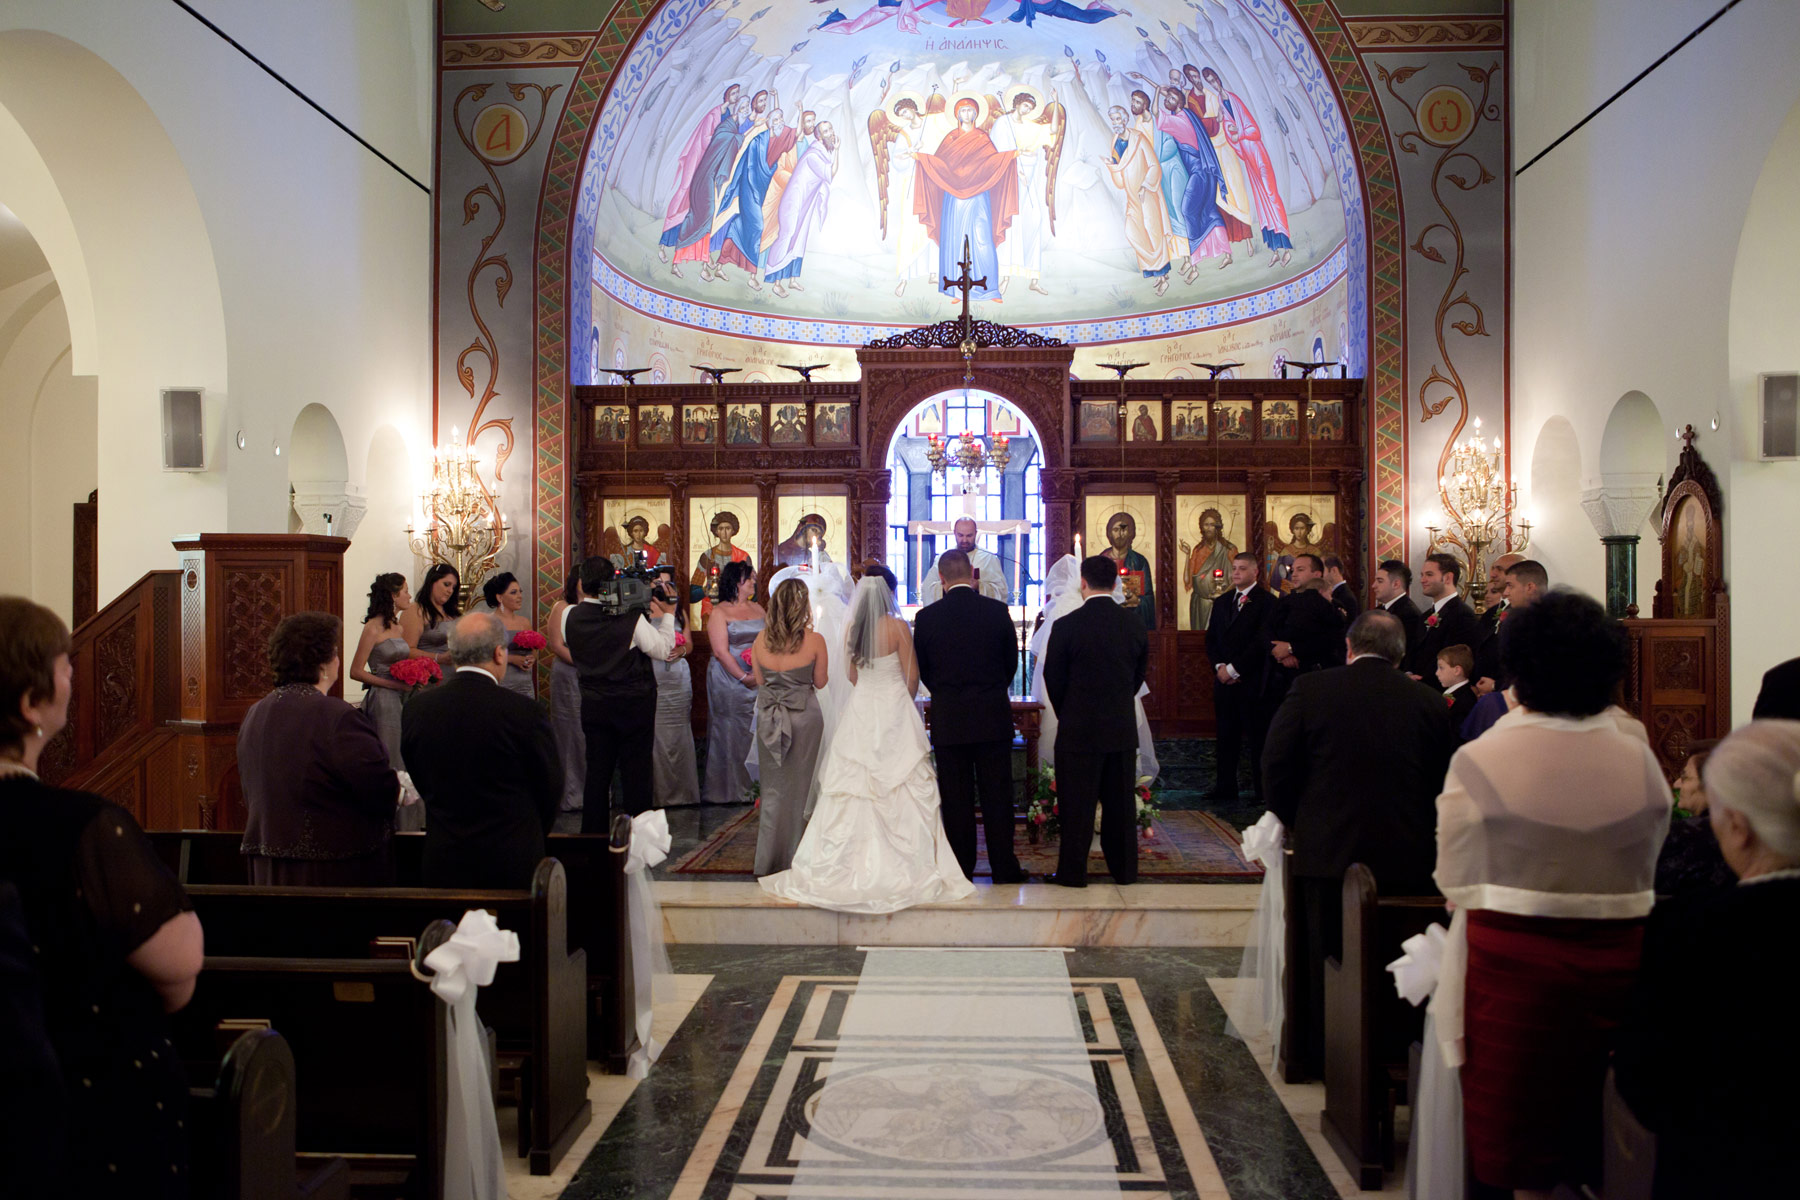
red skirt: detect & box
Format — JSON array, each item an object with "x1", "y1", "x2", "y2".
[{"x1": 1461, "y1": 909, "x2": 1645, "y2": 1190}]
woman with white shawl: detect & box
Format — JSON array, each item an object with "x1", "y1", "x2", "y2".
[
  {"x1": 1030, "y1": 554, "x2": 1160, "y2": 782},
  {"x1": 760, "y1": 572, "x2": 975, "y2": 914}
]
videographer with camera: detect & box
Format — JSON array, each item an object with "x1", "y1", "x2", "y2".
[{"x1": 562, "y1": 555, "x2": 679, "y2": 822}]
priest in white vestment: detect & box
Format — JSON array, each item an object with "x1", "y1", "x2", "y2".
[{"x1": 919, "y1": 518, "x2": 1011, "y2": 604}]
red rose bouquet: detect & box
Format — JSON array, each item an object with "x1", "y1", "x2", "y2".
[
  {"x1": 389, "y1": 657, "x2": 441, "y2": 692},
  {"x1": 673, "y1": 632, "x2": 689, "y2": 649},
  {"x1": 512, "y1": 631, "x2": 547, "y2": 652},
  {"x1": 738, "y1": 646, "x2": 754, "y2": 673}
]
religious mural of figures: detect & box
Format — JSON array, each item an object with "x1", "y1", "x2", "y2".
[
  {"x1": 1171, "y1": 400, "x2": 1207, "y2": 441},
  {"x1": 1263, "y1": 495, "x2": 1337, "y2": 592},
  {"x1": 688, "y1": 496, "x2": 759, "y2": 624},
  {"x1": 1078, "y1": 400, "x2": 1118, "y2": 442},
  {"x1": 725, "y1": 404, "x2": 763, "y2": 445},
  {"x1": 1309, "y1": 396, "x2": 1344, "y2": 441},
  {"x1": 774, "y1": 495, "x2": 849, "y2": 570},
  {"x1": 1128, "y1": 402, "x2": 1160, "y2": 442},
  {"x1": 770, "y1": 403, "x2": 809, "y2": 445},
  {"x1": 592, "y1": 1, "x2": 1347, "y2": 329},
  {"x1": 1217, "y1": 398, "x2": 1252, "y2": 441},
  {"x1": 1262, "y1": 398, "x2": 1298, "y2": 440},
  {"x1": 1176, "y1": 494, "x2": 1248, "y2": 632},
  {"x1": 1083, "y1": 494, "x2": 1156, "y2": 630},
  {"x1": 813, "y1": 402, "x2": 854, "y2": 444},
  {"x1": 601, "y1": 499, "x2": 673, "y2": 572},
  {"x1": 594, "y1": 405, "x2": 628, "y2": 443},
  {"x1": 1671, "y1": 495, "x2": 1709, "y2": 617},
  {"x1": 684, "y1": 404, "x2": 718, "y2": 444},
  {"x1": 639, "y1": 404, "x2": 675, "y2": 444}
]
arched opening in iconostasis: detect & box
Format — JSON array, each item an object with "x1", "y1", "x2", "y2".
[{"x1": 885, "y1": 389, "x2": 1047, "y2": 612}]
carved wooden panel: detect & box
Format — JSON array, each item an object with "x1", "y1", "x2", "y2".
[
  {"x1": 1650, "y1": 707, "x2": 1706, "y2": 779},
  {"x1": 221, "y1": 567, "x2": 287, "y2": 701},
  {"x1": 306, "y1": 565, "x2": 335, "y2": 614},
  {"x1": 180, "y1": 555, "x2": 206, "y2": 720},
  {"x1": 94, "y1": 617, "x2": 139, "y2": 753},
  {"x1": 73, "y1": 490, "x2": 97, "y2": 627},
  {"x1": 1651, "y1": 638, "x2": 1705, "y2": 693}
]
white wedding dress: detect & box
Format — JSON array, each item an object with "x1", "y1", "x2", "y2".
[{"x1": 759, "y1": 652, "x2": 976, "y2": 914}]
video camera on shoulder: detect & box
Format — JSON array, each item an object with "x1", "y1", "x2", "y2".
[{"x1": 583, "y1": 555, "x2": 661, "y2": 617}]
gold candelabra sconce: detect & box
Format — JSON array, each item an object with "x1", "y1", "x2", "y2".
[
  {"x1": 925, "y1": 428, "x2": 1011, "y2": 481},
  {"x1": 405, "y1": 425, "x2": 509, "y2": 602},
  {"x1": 1425, "y1": 415, "x2": 1531, "y2": 610}
]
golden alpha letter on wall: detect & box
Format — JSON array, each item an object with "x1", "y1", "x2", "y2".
[
  {"x1": 1082, "y1": 493, "x2": 1157, "y2": 629},
  {"x1": 1176, "y1": 494, "x2": 1249, "y2": 631}
]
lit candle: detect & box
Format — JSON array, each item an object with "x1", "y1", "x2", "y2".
[
  {"x1": 810, "y1": 542, "x2": 818, "y2": 574},
  {"x1": 1074, "y1": 532, "x2": 1083, "y2": 560}
]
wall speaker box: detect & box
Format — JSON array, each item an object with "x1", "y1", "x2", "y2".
[
  {"x1": 161, "y1": 387, "x2": 205, "y2": 471},
  {"x1": 1760, "y1": 373, "x2": 1799, "y2": 461}
]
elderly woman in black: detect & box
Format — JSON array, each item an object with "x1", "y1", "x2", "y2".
[
  {"x1": 0, "y1": 597, "x2": 203, "y2": 1197},
  {"x1": 238, "y1": 612, "x2": 402, "y2": 885}
]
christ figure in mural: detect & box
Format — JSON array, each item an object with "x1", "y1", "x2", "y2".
[
  {"x1": 1204, "y1": 67, "x2": 1293, "y2": 265},
  {"x1": 660, "y1": 84, "x2": 742, "y2": 275},
  {"x1": 911, "y1": 96, "x2": 1019, "y2": 303},
  {"x1": 1155, "y1": 87, "x2": 1231, "y2": 269}
]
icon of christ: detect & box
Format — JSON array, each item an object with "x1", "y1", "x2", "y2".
[{"x1": 910, "y1": 97, "x2": 1019, "y2": 302}]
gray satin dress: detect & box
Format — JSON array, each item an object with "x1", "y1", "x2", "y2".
[
  {"x1": 550, "y1": 655, "x2": 587, "y2": 812},
  {"x1": 753, "y1": 663, "x2": 822, "y2": 876},
  {"x1": 654, "y1": 652, "x2": 701, "y2": 807},
  {"x1": 360, "y1": 636, "x2": 408, "y2": 769},
  {"x1": 703, "y1": 619, "x2": 763, "y2": 805},
  {"x1": 399, "y1": 623, "x2": 450, "y2": 832},
  {"x1": 503, "y1": 632, "x2": 537, "y2": 700}
]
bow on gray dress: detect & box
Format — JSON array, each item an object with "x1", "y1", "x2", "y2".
[{"x1": 753, "y1": 663, "x2": 822, "y2": 876}]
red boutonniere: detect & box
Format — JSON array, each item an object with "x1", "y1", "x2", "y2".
[
  {"x1": 1445, "y1": 694, "x2": 1455, "y2": 708},
  {"x1": 1425, "y1": 612, "x2": 1440, "y2": 628},
  {"x1": 1496, "y1": 607, "x2": 1510, "y2": 623}
]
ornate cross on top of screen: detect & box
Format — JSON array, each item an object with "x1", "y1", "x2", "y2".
[{"x1": 925, "y1": 237, "x2": 1010, "y2": 481}]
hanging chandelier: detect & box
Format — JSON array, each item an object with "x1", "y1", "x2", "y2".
[
  {"x1": 405, "y1": 426, "x2": 509, "y2": 600},
  {"x1": 1426, "y1": 415, "x2": 1530, "y2": 605}
]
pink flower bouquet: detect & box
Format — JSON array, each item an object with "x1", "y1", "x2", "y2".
[
  {"x1": 512, "y1": 630, "x2": 547, "y2": 652},
  {"x1": 390, "y1": 657, "x2": 441, "y2": 692}
]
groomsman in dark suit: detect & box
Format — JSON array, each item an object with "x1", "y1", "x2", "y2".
[
  {"x1": 1371, "y1": 559, "x2": 1424, "y2": 661},
  {"x1": 1206, "y1": 552, "x2": 1275, "y2": 802},
  {"x1": 1405, "y1": 553, "x2": 1483, "y2": 690},
  {"x1": 1042, "y1": 556, "x2": 1150, "y2": 887},
  {"x1": 1263, "y1": 608, "x2": 1457, "y2": 1078},
  {"x1": 914, "y1": 549, "x2": 1027, "y2": 883},
  {"x1": 1323, "y1": 555, "x2": 1361, "y2": 627},
  {"x1": 1474, "y1": 558, "x2": 1547, "y2": 693}
]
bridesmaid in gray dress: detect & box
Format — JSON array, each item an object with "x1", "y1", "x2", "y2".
[
  {"x1": 545, "y1": 567, "x2": 587, "y2": 813},
  {"x1": 652, "y1": 574, "x2": 701, "y2": 807},
  {"x1": 750, "y1": 579, "x2": 827, "y2": 875},
  {"x1": 349, "y1": 572, "x2": 412, "y2": 769},
  {"x1": 483, "y1": 571, "x2": 539, "y2": 699},
  {"x1": 703, "y1": 561, "x2": 765, "y2": 805},
  {"x1": 398, "y1": 563, "x2": 461, "y2": 831}
]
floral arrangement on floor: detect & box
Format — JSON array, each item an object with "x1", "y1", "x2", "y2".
[
  {"x1": 512, "y1": 630, "x2": 547, "y2": 652},
  {"x1": 1024, "y1": 766, "x2": 1159, "y2": 843},
  {"x1": 389, "y1": 657, "x2": 442, "y2": 693}
]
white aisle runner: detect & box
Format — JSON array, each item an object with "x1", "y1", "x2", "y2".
[{"x1": 790, "y1": 948, "x2": 1124, "y2": 1198}]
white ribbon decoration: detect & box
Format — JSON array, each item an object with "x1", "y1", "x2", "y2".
[
  {"x1": 624, "y1": 810, "x2": 676, "y2": 1079},
  {"x1": 1224, "y1": 813, "x2": 1286, "y2": 1063},
  {"x1": 1386, "y1": 921, "x2": 1448, "y2": 1008},
  {"x1": 1239, "y1": 810, "x2": 1284, "y2": 868},
  {"x1": 424, "y1": 910, "x2": 519, "y2": 1200}
]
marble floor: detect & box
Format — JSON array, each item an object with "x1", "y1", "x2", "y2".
[{"x1": 505, "y1": 946, "x2": 1409, "y2": 1200}]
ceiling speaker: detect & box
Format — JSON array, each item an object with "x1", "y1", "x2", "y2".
[
  {"x1": 1760, "y1": 373, "x2": 1800, "y2": 461},
  {"x1": 161, "y1": 387, "x2": 205, "y2": 472}
]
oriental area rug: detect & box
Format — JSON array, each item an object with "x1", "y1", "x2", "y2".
[{"x1": 669, "y1": 807, "x2": 1263, "y2": 882}]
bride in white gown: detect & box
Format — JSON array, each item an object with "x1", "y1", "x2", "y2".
[{"x1": 759, "y1": 573, "x2": 977, "y2": 914}]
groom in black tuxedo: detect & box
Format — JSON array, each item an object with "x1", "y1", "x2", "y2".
[
  {"x1": 1042, "y1": 556, "x2": 1150, "y2": 887},
  {"x1": 914, "y1": 550, "x2": 1026, "y2": 883}
]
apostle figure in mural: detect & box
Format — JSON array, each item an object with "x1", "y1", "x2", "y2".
[
  {"x1": 1185, "y1": 64, "x2": 1257, "y2": 265},
  {"x1": 776, "y1": 513, "x2": 833, "y2": 570},
  {"x1": 710, "y1": 96, "x2": 797, "y2": 290},
  {"x1": 1204, "y1": 67, "x2": 1293, "y2": 265},
  {"x1": 1130, "y1": 403, "x2": 1158, "y2": 441},
  {"x1": 910, "y1": 95, "x2": 1019, "y2": 303},
  {"x1": 661, "y1": 90, "x2": 748, "y2": 279},
  {"x1": 1155, "y1": 87, "x2": 1230, "y2": 273},
  {"x1": 659, "y1": 83, "x2": 742, "y2": 274},
  {"x1": 1183, "y1": 508, "x2": 1237, "y2": 631},
  {"x1": 989, "y1": 90, "x2": 1064, "y2": 296},
  {"x1": 1104, "y1": 512, "x2": 1156, "y2": 630},
  {"x1": 765, "y1": 121, "x2": 842, "y2": 297},
  {"x1": 692, "y1": 511, "x2": 754, "y2": 616},
  {"x1": 1105, "y1": 104, "x2": 1173, "y2": 295}
]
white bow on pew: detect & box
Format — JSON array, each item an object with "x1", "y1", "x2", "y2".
[
  {"x1": 424, "y1": 909, "x2": 519, "y2": 1200},
  {"x1": 1387, "y1": 919, "x2": 1466, "y2": 1200},
  {"x1": 1224, "y1": 811, "x2": 1287, "y2": 1065},
  {"x1": 623, "y1": 809, "x2": 677, "y2": 1080}
]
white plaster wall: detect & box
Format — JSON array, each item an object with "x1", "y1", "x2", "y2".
[
  {"x1": 0, "y1": 0, "x2": 432, "y2": 616},
  {"x1": 1511, "y1": 0, "x2": 1800, "y2": 721}
]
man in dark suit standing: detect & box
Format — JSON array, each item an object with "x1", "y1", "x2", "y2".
[
  {"x1": 1262, "y1": 608, "x2": 1457, "y2": 1079},
  {"x1": 402, "y1": 612, "x2": 563, "y2": 888},
  {"x1": 1405, "y1": 553, "x2": 1483, "y2": 690},
  {"x1": 914, "y1": 549, "x2": 1027, "y2": 883},
  {"x1": 1753, "y1": 655, "x2": 1800, "y2": 720},
  {"x1": 1043, "y1": 556, "x2": 1150, "y2": 888},
  {"x1": 1322, "y1": 555, "x2": 1361, "y2": 627},
  {"x1": 1205, "y1": 552, "x2": 1275, "y2": 803},
  {"x1": 1370, "y1": 559, "x2": 1424, "y2": 661},
  {"x1": 1254, "y1": 558, "x2": 1344, "y2": 788}
]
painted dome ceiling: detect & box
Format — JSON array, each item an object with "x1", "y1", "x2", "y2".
[{"x1": 581, "y1": 0, "x2": 1361, "y2": 349}]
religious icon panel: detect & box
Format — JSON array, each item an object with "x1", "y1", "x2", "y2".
[
  {"x1": 774, "y1": 494, "x2": 849, "y2": 571},
  {"x1": 638, "y1": 404, "x2": 674, "y2": 444},
  {"x1": 1264, "y1": 494, "x2": 1338, "y2": 592},
  {"x1": 1171, "y1": 400, "x2": 1209, "y2": 441},
  {"x1": 1671, "y1": 494, "x2": 1709, "y2": 616},
  {"x1": 725, "y1": 404, "x2": 763, "y2": 445},
  {"x1": 769, "y1": 403, "x2": 808, "y2": 445},
  {"x1": 600, "y1": 498, "x2": 673, "y2": 572},
  {"x1": 1175, "y1": 494, "x2": 1250, "y2": 632},
  {"x1": 1127, "y1": 401, "x2": 1162, "y2": 443},
  {"x1": 688, "y1": 495, "x2": 759, "y2": 626},
  {"x1": 1082, "y1": 492, "x2": 1157, "y2": 630},
  {"x1": 684, "y1": 404, "x2": 718, "y2": 444},
  {"x1": 1261, "y1": 398, "x2": 1300, "y2": 441},
  {"x1": 593, "y1": 405, "x2": 628, "y2": 443},
  {"x1": 1309, "y1": 396, "x2": 1346, "y2": 441},
  {"x1": 1078, "y1": 400, "x2": 1119, "y2": 443},
  {"x1": 813, "y1": 402, "x2": 853, "y2": 445},
  {"x1": 1217, "y1": 399, "x2": 1253, "y2": 442}
]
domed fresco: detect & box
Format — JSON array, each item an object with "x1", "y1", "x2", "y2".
[{"x1": 581, "y1": 0, "x2": 1362, "y2": 368}]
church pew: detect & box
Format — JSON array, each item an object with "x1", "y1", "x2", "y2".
[
  {"x1": 173, "y1": 934, "x2": 450, "y2": 1199},
  {"x1": 187, "y1": 1027, "x2": 351, "y2": 1200},
  {"x1": 154, "y1": 828, "x2": 633, "y2": 1072},
  {"x1": 1319, "y1": 863, "x2": 1444, "y2": 1189},
  {"x1": 183, "y1": 859, "x2": 590, "y2": 1176}
]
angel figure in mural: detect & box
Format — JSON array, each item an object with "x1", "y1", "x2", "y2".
[
  {"x1": 605, "y1": 514, "x2": 669, "y2": 571},
  {"x1": 1203, "y1": 66, "x2": 1293, "y2": 266},
  {"x1": 911, "y1": 94, "x2": 1020, "y2": 303},
  {"x1": 1105, "y1": 105, "x2": 1172, "y2": 295},
  {"x1": 1265, "y1": 511, "x2": 1333, "y2": 592},
  {"x1": 764, "y1": 121, "x2": 842, "y2": 297},
  {"x1": 1154, "y1": 87, "x2": 1230, "y2": 272},
  {"x1": 1183, "y1": 64, "x2": 1257, "y2": 265},
  {"x1": 1006, "y1": 1, "x2": 1129, "y2": 27},
  {"x1": 660, "y1": 90, "x2": 751, "y2": 279},
  {"x1": 988, "y1": 88, "x2": 1066, "y2": 296},
  {"x1": 1182, "y1": 508, "x2": 1237, "y2": 631},
  {"x1": 869, "y1": 91, "x2": 951, "y2": 295},
  {"x1": 813, "y1": 0, "x2": 930, "y2": 35},
  {"x1": 710, "y1": 97, "x2": 799, "y2": 291}
]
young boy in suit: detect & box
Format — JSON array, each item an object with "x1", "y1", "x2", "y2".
[{"x1": 1437, "y1": 644, "x2": 1477, "y2": 733}]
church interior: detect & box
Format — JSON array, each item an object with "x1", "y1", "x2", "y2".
[{"x1": 3, "y1": 0, "x2": 1797, "y2": 1197}]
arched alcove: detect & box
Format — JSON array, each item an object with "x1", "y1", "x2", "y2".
[
  {"x1": 287, "y1": 402, "x2": 360, "y2": 538},
  {"x1": 1599, "y1": 390, "x2": 1665, "y2": 480}
]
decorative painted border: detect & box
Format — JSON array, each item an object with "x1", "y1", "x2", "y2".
[
  {"x1": 1344, "y1": 20, "x2": 1505, "y2": 50},
  {"x1": 442, "y1": 36, "x2": 595, "y2": 67},
  {"x1": 592, "y1": 241, "x2": 1350, "y2": 347}
]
